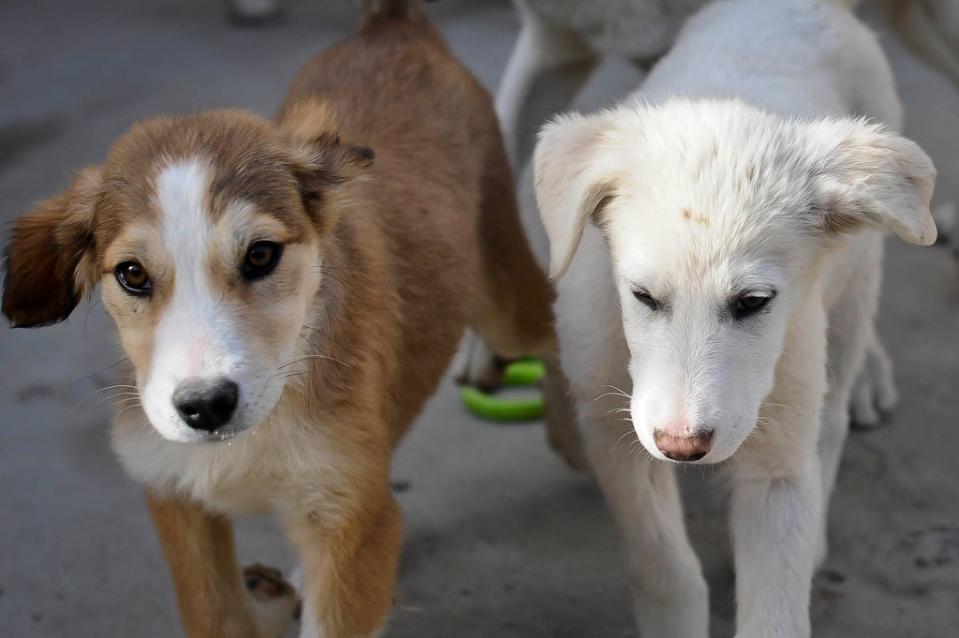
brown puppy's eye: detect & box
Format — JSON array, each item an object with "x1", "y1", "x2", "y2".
[
  {"x1": 242, "y1": 241, "x2": 283, "y2": 281},
  {"x1": 115, "y1": 261, "x2": 152, "y2": 296}
]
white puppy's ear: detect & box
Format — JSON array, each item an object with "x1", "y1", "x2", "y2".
[
  {"x1": 810, "y1": 120, "x2": 938, "y2": 245},
  {"x1": 534, "y1": 113, "x2": 617, "y2": 279}
]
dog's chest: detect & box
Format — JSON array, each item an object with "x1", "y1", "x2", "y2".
[{"x1": 110, "y1": 410, "x2": 344, "y2": 515}]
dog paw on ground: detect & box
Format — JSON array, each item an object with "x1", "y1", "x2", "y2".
[{"x1": 244, "y1": 563, "x2": 300, "y2": 637}]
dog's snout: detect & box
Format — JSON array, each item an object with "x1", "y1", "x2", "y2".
[
  {"x1": 172, "y1": 378, "x2": 239, "y2": 432},
  {"x1": 653, "y1": 429, "x2": 714, "y2": 462}
]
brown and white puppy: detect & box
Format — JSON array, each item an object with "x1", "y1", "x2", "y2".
[{"x1": 2, "y1": 2, "x2": 561, "y2": 636}]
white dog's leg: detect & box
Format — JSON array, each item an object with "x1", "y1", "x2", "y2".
[
  {"x1": 583, "y1": 418, "x2": 709, "y2": 638},
  {"x1": 496, "y1": 3, "x2": 597, "y2": 170},
  {"x1": 731, "y1": 302, "x2": 826, "y2": 638},
  {"x1": 730, "y1": 455, "x2": 821, "y2": 638},
  {"x1": 817, "y1": 248, "x2": 882, "y2": 566}
]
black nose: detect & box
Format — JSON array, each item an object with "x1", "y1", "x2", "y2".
[{"x1": 172, "y1": 378, "x2": 239, "y2": 432}]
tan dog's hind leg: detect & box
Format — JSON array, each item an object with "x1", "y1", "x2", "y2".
[
  {"x1": 468, "y1": 138, "x2": 587, "y2": 470},
  {"x1": 146, "y1": 492, "x2": 295, "y2": 638},
  {"x1": 284, "y1": 495, "x2": 402, "y2": 638}
]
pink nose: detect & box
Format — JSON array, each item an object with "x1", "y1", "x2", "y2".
[{"x1": 653, "y1": 429, "x2": 714, "y2": 462}]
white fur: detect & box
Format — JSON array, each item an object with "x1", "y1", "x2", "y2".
[
  {"x1": 535, "y1": 1, "x2": 937, "y2": 635},
  {"x1": 496, "y1": 0, "x2": 714, "y2": 168},
  {"x1": 496, "y1": 0, "x2": 959, "y2": 426}
]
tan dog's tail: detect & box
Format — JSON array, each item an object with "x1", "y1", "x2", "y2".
[
  {"x1": 878, "y1": 0, "x2": 959, "y2": 90},
  {"x1": 360, "y1": 0, "x2": 425, "y2": 20}
]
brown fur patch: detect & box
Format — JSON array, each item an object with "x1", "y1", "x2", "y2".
[
  {"x1": 2, "y1": 167, "x2": 101, "y2": 327},
  {"x1": 146, "y1": 492, "x2": 262, "y2": 638}
]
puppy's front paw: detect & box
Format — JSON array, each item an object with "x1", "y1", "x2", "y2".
[{"x1": 244, "y1": 563, "x2": 299, "y2": 637}]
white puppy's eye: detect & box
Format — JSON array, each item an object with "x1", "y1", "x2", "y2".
[
  {"x1": 633, "y1": 288, "x2": 660, "y2": 311},
  {"x1": 732, "y1": 291, "x2": 775, "y2": 320}
]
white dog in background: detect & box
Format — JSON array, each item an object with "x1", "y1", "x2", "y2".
[
  {"x1": 500, "y1": 0, "x2": 959, "y2": 169},
  {"x1": 534, "y1": 0, "x2": 937, "y2": 635}
]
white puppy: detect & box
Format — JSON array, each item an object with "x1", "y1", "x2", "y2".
[
  {"x1": 479, "y1": 0, "x2": 958, "y2": 425},
  {"x1": 534, "y1": 1, "x2": 937, "y2": 636}
]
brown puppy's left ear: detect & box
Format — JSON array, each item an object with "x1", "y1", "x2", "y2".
[
  {"x1": 3, "y1": 167, "x2": 101, "y2": 328},
  {"x1": 289, "y1": 133, "x2": 375, "y2": 204}
]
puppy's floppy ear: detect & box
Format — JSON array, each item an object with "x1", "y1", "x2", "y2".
[
  {"x1": 3, "y1": 167, "x2": 101, "y2": 328},
  {"x1": 280, "y1": 99, "x2": 374, "y2": 207},
  {"x1": 810, "y1": 119, "x2": 937, "y2": 245},
  {"x1": 534, "y1": 112, "x2": 616, "y2": 279}
]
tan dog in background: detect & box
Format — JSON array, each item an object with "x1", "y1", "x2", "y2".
[{"x1": 2, "y1": 1, "x2": 562, "y2": 636}]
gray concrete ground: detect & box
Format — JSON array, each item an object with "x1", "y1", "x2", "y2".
[{"x1": 1, "y1": 1, "x2": 958, "y2": 637}]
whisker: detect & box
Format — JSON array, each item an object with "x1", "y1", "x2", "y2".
[
  {"x1": 90, "y1": 384, "x2": 139, "y2": 394},
  {"x1": 75, "y1": 384, "x2": 140, "y2": 409},
  {"x1": 614, "y1": 428, "x2": 636, "y2": 449},
  {"x1": 116, "y1": 403, "x2": 144, "y2": 421},
  {"x1": 94, "y1": 392, "x2": 140, "y2": 407},
  {"x1": 594, "y1": 384, "x2": 631, "y2": 401},
  {"x1": 111, "y1": 397, "x2": 142, "y2": 410},
  {"x1": 67, "y1": 357, "x2": 130, "y2": 386},
  {"x1": 277, "y1": 354, "x2": 346, "y2": 370},
  {"x1": 595, "y1": 392, "x2": 630, "y2": 402},
  {"x1": 279, "y1": 371, "x2": 315, "y2": 380}
]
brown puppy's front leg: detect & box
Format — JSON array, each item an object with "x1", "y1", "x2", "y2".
[
  {"x1": 284, "y1": 494, "x2": 402, "y2": 638},
  {"x1": 146, "y1": 491, "x2": 262, "y2": 638}
]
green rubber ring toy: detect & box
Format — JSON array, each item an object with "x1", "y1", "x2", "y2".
[{"x1": 460, "y1": 357, "x2": 545, "y2": 422}]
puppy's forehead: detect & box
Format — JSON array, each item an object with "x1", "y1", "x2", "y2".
[
  {"x1": 94, "y1": 112, "x2": 309, "y2": 250},
  {"x1": 607, "y1": 104, "x2": 818, "y2": 275}
]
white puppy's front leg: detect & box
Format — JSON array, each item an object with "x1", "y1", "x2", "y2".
[
  {"x1": 730, "y1": 457, "x2": 821, "y2": 638},
  {"x1": 727, "y1": 297, "x2": 829, "y2": 637},
  {"x1": 583, "y1": 418, "x2": 709, "y2": 638}
]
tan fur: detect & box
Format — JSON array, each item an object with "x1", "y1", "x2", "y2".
[
  {"x1": 146, "y1": 492, "x2": 265, "y2": 638},
  {"x1": 2, "y1": 3, "x2": 559, "y2": 636}
]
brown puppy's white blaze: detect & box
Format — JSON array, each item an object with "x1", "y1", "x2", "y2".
[{"x1": 102, "y1": 156, "x2": 323, "y2": 442}]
